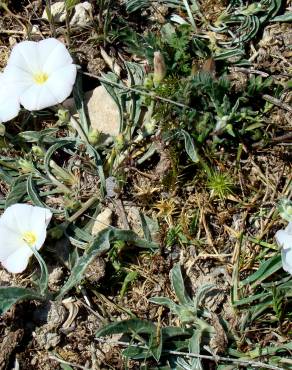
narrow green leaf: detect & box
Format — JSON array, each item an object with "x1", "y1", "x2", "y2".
[
  {"x1": 239, "y1": 254, "x2": 282, "y2": 287},
  {"x1": 180, "y1": 129, "x2": 199, "y2": 163},
  {"x1": 96, "y1": 318, "x2": 156, "y2": 337},
  {"x1": 57, "y1": 227, "x2": 113, "y2": 298},
  {"x1": 5, "y1": 175, "x2": 27, "y2": 208},
  {"x1": 57, "y1": 228, "x2": 157, "y2": 298},
  {"x1": 0, "y1": 287, "x2": 43, "y2": 315},
  {"x1": 171, "y1": 263, "x2": 193, "y2": 305},
  {"x1": 149, "y1": 297, "x2": 178, "y2": 312},
  {"x1": 31, "y1": 247, "x2": 49, "y2": 296}
]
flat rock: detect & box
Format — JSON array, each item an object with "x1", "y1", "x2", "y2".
[
  {"x1": 42, "y1": 1, "x2": 66, "y2": 23},
  {"x1": 63, "y1": 85, "x2": 120, "y2": 138},
  {"x1": 42, "y1": 1, "x2": 93, "y2": 27},
  {"x1": 70, "y1": 2, "x2": 92, "y2": 27},
  {"x1": 92, "y1": 207, "x2": 113, "y2": 236}
]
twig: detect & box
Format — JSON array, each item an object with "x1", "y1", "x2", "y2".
[
  {"x1": 271, "y1": 132, "x2": 292, "y2": 143},
  {"x1": 228, "y1": 67, "x2": 269, "y2": 77},
  {"x1": 81, "y1": 72, "x2": 195, "y2": 111},
  {"x1": 48, "y1": 355, "x2": 90, "y2": 370},
  {"x1": 94, "y1": 338, "x2": 283, "y2": 370},
  {"x1": 0, "y1": 2, "x2": 27, "y2": 31},
  {"x1": 263, "y1": 94, "x2": 292, "y2": 113},
  {"x1": 67, "y1": 195, "x2": 100, "y2": 223},
  {"x1": 182, "y1": 0, "x2": 197, "y2": 32}
]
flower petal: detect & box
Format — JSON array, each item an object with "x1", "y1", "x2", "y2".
[
  {"x1": 1, "y1": 246, "x2": 33, "y2": 274},
  {"x1": 0, "y1": 73, "x2": 20, "y2": 122},
  {"x1": 0, "y1": 204, "x2": 27, "y2": 234},
  {"x1": 285, "y1": 221, "x2": 292, "y2": 234},
  {"x1": 275, "y1": 229, "x2": 292, "y2": 250},
  {"x1": 46, "y1": 64, "x2": 77, "y2": 102},
  {"x1": 3, "y1": 65, "x2": 33, "y2": 91},
  {"x1": 7, "y1": 41, "x2": 40, "y2": 75},
  {"x1": 30, "y1": 206, "x2": 52, "y2": 250},
  {"x1": 0, "y1": 224, "x2": 24, "y2": 261},
  {"x1": 282, "y1": 247, "x2": 292, "y2": 275},
  {"x1": 0, "y1": 204, "x2": 34, "y2": 234},
  {"x1": 38, "y1": 38, "x2": 73, "y2": 74},
  {"x1": 0, "y1": 204, "x2": 52, "y2": 273},
  {"x1": 19, "y1": 84, "x2": 58, "y2": 111}
]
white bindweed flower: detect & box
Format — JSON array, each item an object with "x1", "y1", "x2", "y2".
[
  {"x1": 275, "y1": 221, "x2": 292, "y2": 275},
  {"x1": 0, "y1": 204, "x2": 52, "y2": 273},
  {"x1": 0, "y1": 73, "x2": 20, "y2": 122},
  {"x1": 3, "y1": 38, "x2": 77, "y2": 111}
]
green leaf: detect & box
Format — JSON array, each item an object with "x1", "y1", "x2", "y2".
[
  {"x1": 31, "y1": 247, "x2": 49, "y2": 296},
  {"x1": 113, "y1": 229, "x2": 158, "y2": 250},
  {"x1": 180, "y1": 129, "x2": 199, "y2": 163},
  {"x1": 122, "y1": 346, "x2": 151, "y2": 360},
  {"x1": 0, "y1": 287, "x2": 43, "y2": 315},
  {"x1": 96, "y1": 318, "x2": 156, "y2": 337},
  {"x1": 57, "y1": 227, "x2": 113, "y2": 298},
  {"x1": 233, "y1": 292, "x2": 271, "y2": 307},
  {"x1": 73, "y1": 73, "x2": 89, "y2": 136},
  {"x1": 193, "y1": 284, "x2": 215, "y2": 312},
  {"x1": 125, "y1": 0, "x2": 151, "y2": 12},
  {"x1": 171, "y1": 263, "x2": 193, "y2": 305},
  {"x1": 239, "y1": 254, "x2": 282, "y2": 288},
  {"x1": 96, "y1": 318, "x2": 162, "y2": 362},
  {"x1": 139, "y1": 213, "x2": 158, "y2": 242},
  {"x1": 85, "y1": 143, "x2": 106, "y2": 197},
  {"x1": 120, "y1": 271, "x2": 138, "y2": 298},
  {"x1": 44, "y1": 140, "x2": 74, "y2": 193},
  {"x1": 18, "y1": 128, "x2": 58, "y2": 143},
  {"x1": 27, "y1": 175, "x2": 63, "y2": 215},
  {"x1": 100, "y1": 72, "x2": 123, "y2": 132},
  {"x1": 5, "y1": 175, "x2": 27, "y2": 208},
  {"x1": 57, "y1": 228, "x2": 158, "y2": 298},
  {"x1": 149, "y1": 297, "x2": 178, "y2": 312},
  {"x1": 161, "y1": 326, "x2": 193, "y2": 339}
]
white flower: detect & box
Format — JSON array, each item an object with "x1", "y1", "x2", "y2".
[
  {"x1": 275, "y1": 221, "x2": 292, "y2": 275},
  {"x1": 0, "y1": 73, "x2": 20, "y2": 123},
  {"x1": 3, "y1": 38, "x2": 77, "y2": 111},
  {"x1": 0, "y1": 204, "x2": 52, "y2": 273}
]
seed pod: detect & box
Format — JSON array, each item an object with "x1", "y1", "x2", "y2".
[{"x1": 153, "y1": 51, "x2": 166, "y2": 86}]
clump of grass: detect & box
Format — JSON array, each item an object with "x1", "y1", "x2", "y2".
[{"x1": 207, "y1": 170, "x2": 234, "y2": 199}]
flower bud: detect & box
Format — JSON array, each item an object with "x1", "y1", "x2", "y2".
[
  {"x1": 56, "y1": 108, "x2": 70, "y2": 125},
  {"x1": 18, "y1": 159, "x2": 34, "y2": 173},
  {"x1": 115, "y1": 133, "x2": 125, "y2": 150},
  {"x1": 144, "y1": 118, "x2": 157, "y2": 136},
  {"x1": 63, "y1": 196, "x2": 80, "y2": 211},
  {"x1": 0, "y1": 123, "x2": 5, "y2": 136},
  {"x1": 144, "y1": 75, "x2": 154, "y2": 89},
  {"x1": 153, "y1": 51, "x2": 166, "y2": 86},
  {"x1": 88, "y1": 128, "x2": 100, "y2": 145},
  {"x1": 278, "y1": 199, "x2": 292, "y2": 222},
  {"x1": 48, "y1": 225, "x2": 64, "y2": 240},
  {"x1": 32, "y1": 145, "x2": 45, "y2": 157}
]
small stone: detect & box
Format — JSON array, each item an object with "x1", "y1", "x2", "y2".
[
  {"x1": 70, "y1": 2, "x2": 92, "y2": 27},
  {"x1": 63, "y1": 86, "x2": 120, "y2": 138},
  {"x1": 48, "y1": 266, "x2": 63, "y2": 291},
  {"x1": 42, "y1": 1, "x2": 66, "y2": 23},
  {"x1": 85, "y1": 86, "x2": 120, "y2": 136},
  {"x1": 92, "y1": 208, "x2": 112, "y2": 236}
]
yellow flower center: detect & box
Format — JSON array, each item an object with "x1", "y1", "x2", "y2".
[
  {"x1": 22, "y1": 231, "x2": 37, "y2": 246},
  {"x1": 33, "y1": 72, "x2": 49, "y2": 85}
]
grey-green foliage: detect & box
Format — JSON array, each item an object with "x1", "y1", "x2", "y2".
[
  {"x1": 234, "y1": 254, "x2": 292, "y2": 325},
  {"x1": 0, "y1": 248, "x2": 49, "y2": 315},
  {"x1": 125, "y1": 0, "x2": 180, "y2": 13},
  {"x1": 96, "y1": 263, "x2": 217, "y2": 368},
  {"x1": 57, "y1": 227, "x2": 158, "y2": 298}
]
